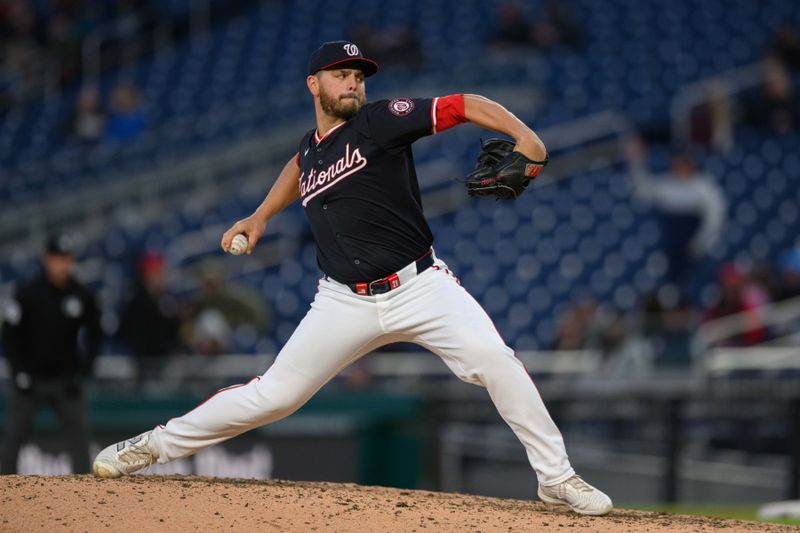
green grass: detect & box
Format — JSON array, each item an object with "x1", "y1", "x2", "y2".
[{"x1": 628, "y1": 504, "x2": 800, "y2": 526}]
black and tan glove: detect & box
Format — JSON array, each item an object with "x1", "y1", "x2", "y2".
[{"x1": 465, "y1": 138, "x2": 548, "y2": 200}]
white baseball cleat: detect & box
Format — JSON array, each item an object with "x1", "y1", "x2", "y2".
[
  {"x1": 92, "y1": 430, "x2": 159, "y2": 479},
  {"x1": 537, "y1": 474, "x2": 613, "y2": 516}
]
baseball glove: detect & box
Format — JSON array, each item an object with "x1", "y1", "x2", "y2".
[{"x1": 465, "y1": 138, "x2": 548, "y2": 200}]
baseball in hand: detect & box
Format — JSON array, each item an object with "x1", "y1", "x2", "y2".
[{"x1": 229, "y1": 234, "x2": 248, "y2": 256}]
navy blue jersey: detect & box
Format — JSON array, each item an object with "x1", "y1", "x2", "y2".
[{"x1": 297, "y1": 98, "x2": 437, "y2": 283}]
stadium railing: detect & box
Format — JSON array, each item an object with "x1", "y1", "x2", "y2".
[
  {"x1": 670, "y1": 59, "x2": 765, "y2": 145},
  {"x1": 693, "y1": 294, "x2": 800, "y2": 373}
]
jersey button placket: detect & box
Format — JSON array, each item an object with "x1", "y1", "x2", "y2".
[{"x1": 320, "y1": 198, "x2": 358, "y2": 277}]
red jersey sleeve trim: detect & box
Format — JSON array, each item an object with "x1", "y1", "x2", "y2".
[
  {"x1": 295, "y1": 152, "x2": 300, "y2": 167},
  {"x1": 433, "y1": 94, "x2": 467, "y2": 134}
]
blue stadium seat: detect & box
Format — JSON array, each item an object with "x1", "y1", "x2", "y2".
[{"x1": 2, "y1": 0, "x2": 800, "y2": 352}]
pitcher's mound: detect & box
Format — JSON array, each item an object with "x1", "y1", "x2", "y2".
[{"x1": 0, "y1": 475, "x2": 793, "y2": 532}]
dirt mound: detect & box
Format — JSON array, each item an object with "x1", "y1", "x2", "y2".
[{"x1": 0, "y1": 475, "x2": 795, "y2": 532}]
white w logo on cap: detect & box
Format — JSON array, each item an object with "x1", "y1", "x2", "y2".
[{"x1": 343, "y1": 43, "x2": 360, "y2": 56}]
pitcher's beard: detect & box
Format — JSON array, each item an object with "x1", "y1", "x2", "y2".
[{"x1": 319, "y1": 88, "x2": 364, "y2": 119}]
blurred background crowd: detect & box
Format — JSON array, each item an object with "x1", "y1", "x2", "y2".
[{"x1": 1, "y1": 0, "x2": 800, "y2": 511}]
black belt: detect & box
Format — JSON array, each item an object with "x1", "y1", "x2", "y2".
[{"x1": 346, "y1": 250, "x2": 434, "y2": 296}]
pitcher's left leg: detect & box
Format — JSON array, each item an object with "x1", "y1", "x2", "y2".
[
  {"x1": 391, "y1": 267, "x2": 612, "y2": 514},
  {"x1": 394, "y1": 267, "x2": 573, "y2": 485}
]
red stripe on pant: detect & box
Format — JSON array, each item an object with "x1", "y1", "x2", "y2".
[{"x1": 164, "y1": 376, "x2": 262, "y2": 425}]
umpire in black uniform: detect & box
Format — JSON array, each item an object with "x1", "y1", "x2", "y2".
[{"x1": 1, "y1": 234, "x2": 102, "y2": 474}]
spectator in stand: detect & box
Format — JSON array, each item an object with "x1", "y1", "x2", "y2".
[
  {"x1": 0, "y1": 0, "x2": 44, "y2": 107},
  {"x1": 770, "y1": 22, "x2": 800, "y2": 70},
  {"x1": 553, "y1": 299, "x2": 654, "y2": 376},
  {"x1": 777, "y1": 248, "x2": 800, "y2": 301},
  {"x1": 744, "y1": 55, "x2": 798, "y2": 134},
  {"x1": 690, "y1": 82, "x2": 734, "y2": 153},
  {"x1": 750, "y1": 260, "x2": 781, "y2": 302},
  {"x1": 595, "y1": 310, "x2": 656, "y2": 377},
  {"x1": 119, "y1": 251, "x2": 182, "y2": 379},
  {"x1": 532, "y1": 0, "x2": 583, "y2": 50},
  {"x1": 704, "y1": 263, "x2": 770, "y2": 346},
  {"x1": 184, "y1": 261, "x2": 271, "y2": 356},
  {"x1": 104, "y1": 80, "x2": 145, "y2": 142},
  {"x1": 46, "y1": 9, "x2": 83, "y2": 86},
  {"x1": 598, "y1": 312, "x2": 627, "y2": 355},
  {"x1": 625, "y1": 138, "x2": 726, "y2": 289},
  {"x1": 638, "y1": 289, "x2": 693, "y2": 366},
  {"x1": 67, "y1": 85, "x2": 106, "y2": 143},
  {"x1": 551, "y1": 297, "x2": 600, "y2": 350}
]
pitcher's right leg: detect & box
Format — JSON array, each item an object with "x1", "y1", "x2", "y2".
[{"x1": 94, "y1": 280, "x2": 384, "y2": 477}]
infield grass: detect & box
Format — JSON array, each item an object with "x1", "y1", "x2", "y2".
[{"x1": 630, "y1": 504, "x2": 800, "y2": 526}]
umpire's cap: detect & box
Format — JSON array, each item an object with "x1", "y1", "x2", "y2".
[
  {"x1": 308, "y1": 41, "x2": 379, "y2": 77},
  {"x1": 45, "y1": 233, "x2": 75, "y2": 256}
]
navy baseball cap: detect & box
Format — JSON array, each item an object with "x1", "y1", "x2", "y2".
[{"x1": 308, "y1": 41, "x2": 379, "y2": 77}]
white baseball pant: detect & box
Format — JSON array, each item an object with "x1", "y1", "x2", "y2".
[{"x1": 149, "y1": 253, "x2": 575, "y2": 485}]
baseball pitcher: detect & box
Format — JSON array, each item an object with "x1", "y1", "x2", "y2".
[{"x1": 93, "y1": 41, "x2": 612, "y2": 516}]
